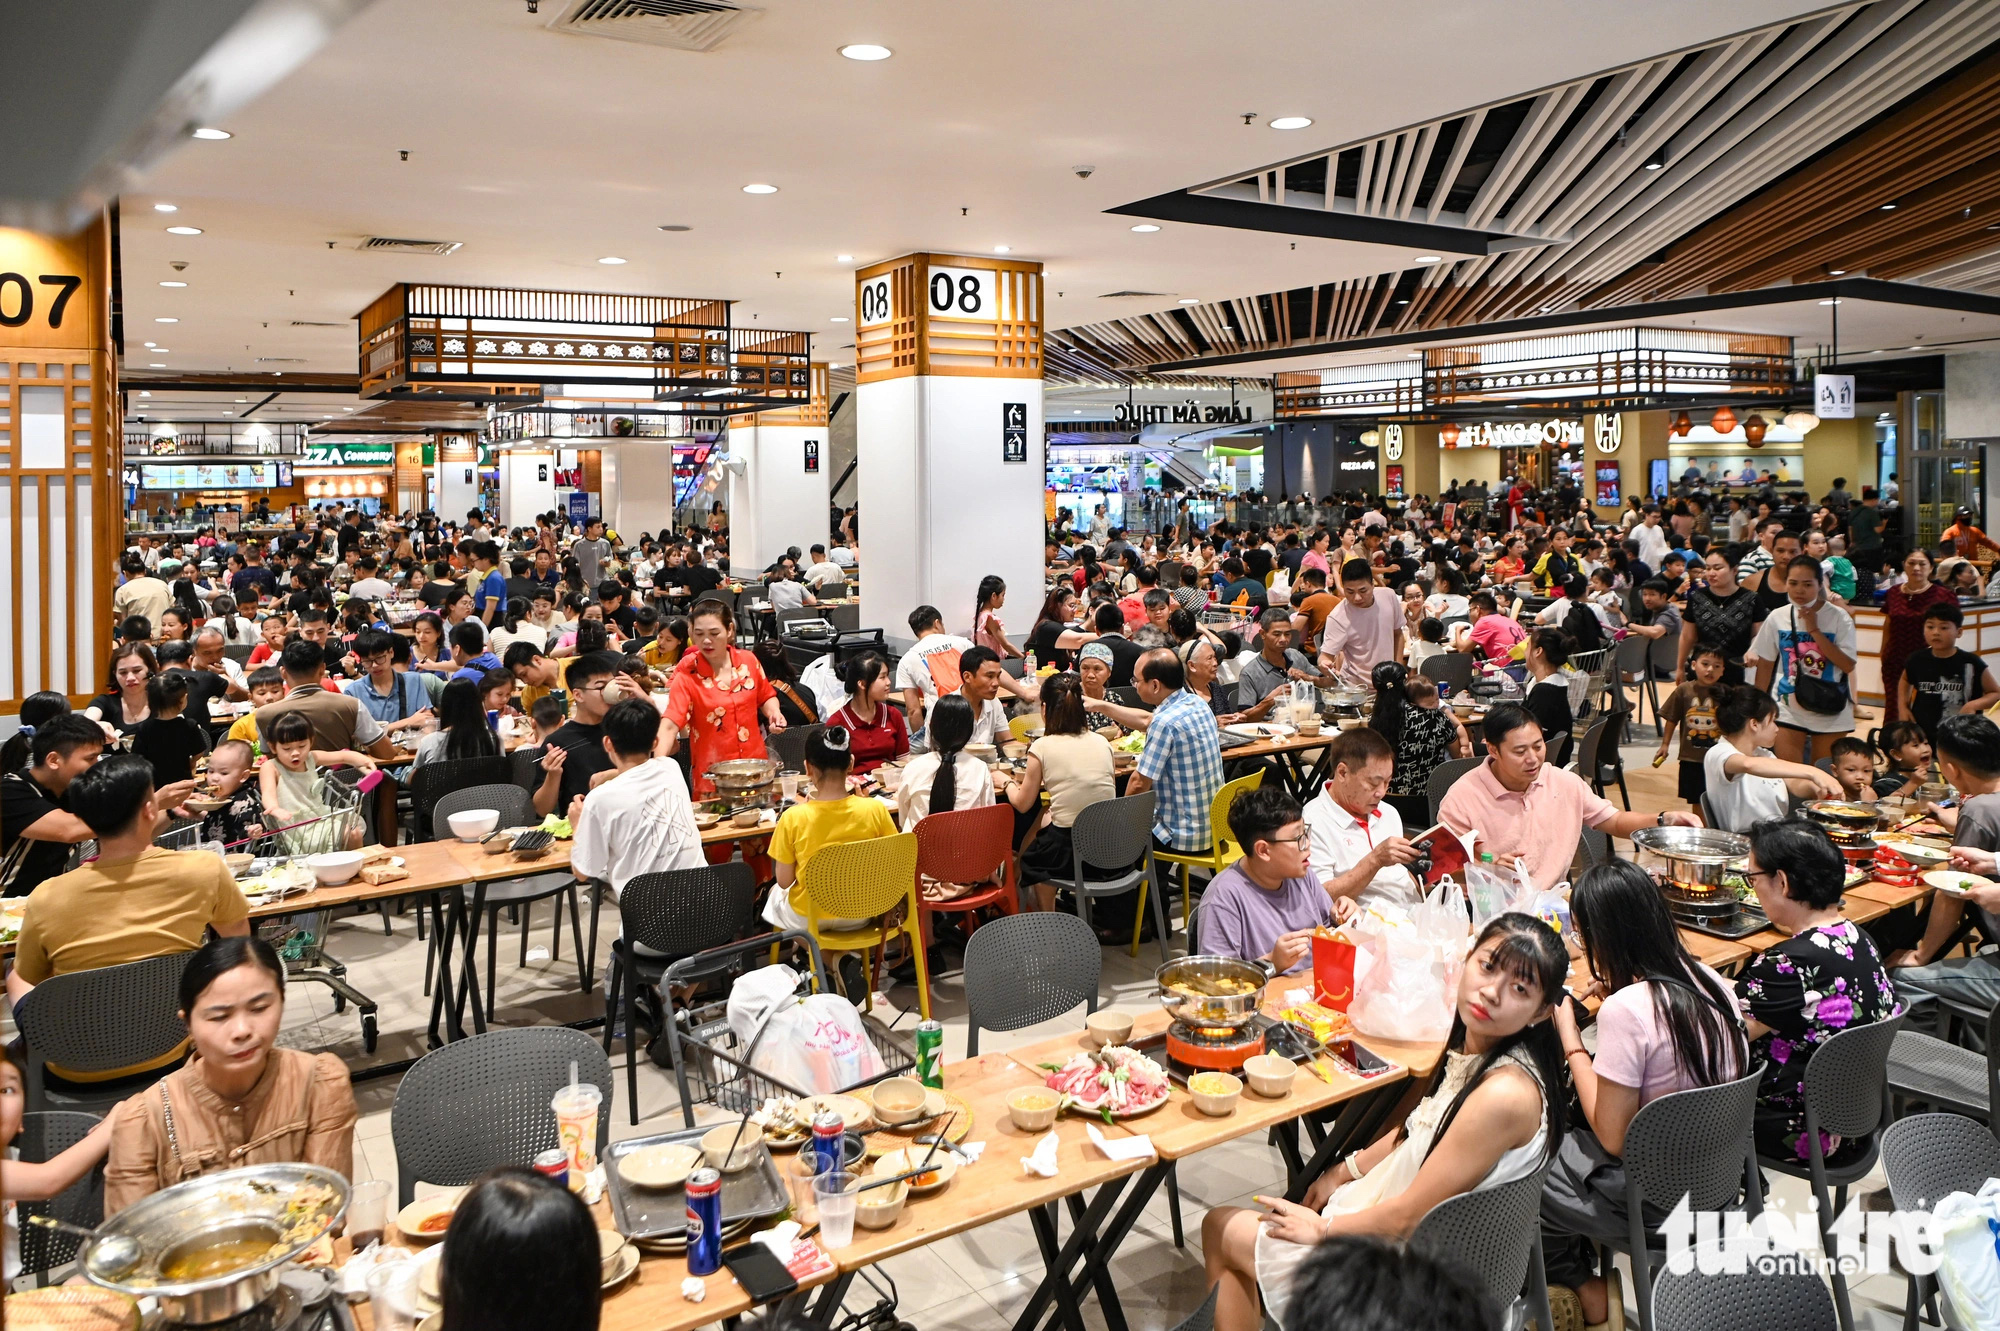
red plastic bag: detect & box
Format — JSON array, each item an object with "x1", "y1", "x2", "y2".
[{"x1": 1312, "y1": 931, "x2": 1357, "y2": 1012}]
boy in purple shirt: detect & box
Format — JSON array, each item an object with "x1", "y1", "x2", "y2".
[{"x1": 1198, "y1": 786, "x2": 1331, "y2": 974}]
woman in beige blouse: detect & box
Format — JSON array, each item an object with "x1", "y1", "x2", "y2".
[{"x1": 105, "y1": 936, "x2": 356, "y2": 1215}]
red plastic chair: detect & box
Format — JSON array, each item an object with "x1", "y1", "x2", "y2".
[{"x1": 912, "y1": 802, "x2": 1019, "y2": 947}]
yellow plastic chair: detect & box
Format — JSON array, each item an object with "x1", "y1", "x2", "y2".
[
  {"x1": 1152, "y1": 770, "x2": 1265, "y2": 941},
  {"x1": 795, "y1": 832, "x2": 931, "y2": 1019},
  {"x1": 1008, "y1": 714, "x2": 1040, "y2": 744}
]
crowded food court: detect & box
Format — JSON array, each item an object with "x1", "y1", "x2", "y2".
[{"x1": 10, "y1": 5, "x2": 2000, "y2": 1331}]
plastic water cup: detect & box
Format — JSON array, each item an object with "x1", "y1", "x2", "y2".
[
  {"x1": 813, "y1": 1169, "x2": 857, "y2": 1249},
  {"x1": 550, "y1": 1083, "x2": 603, "y2": 1189},
  {"x1": 780, "y1": 771, "x2": 802, "y2": 804},
  {"x1": 366, "y1": 1263, "x2": 420, "y2": 1331},
  {"x1": 784, "y1": 1148, "x2": 823, "y2": 1225},
  {"x1": 346, "y1": 1179, "x2": 390, "y2": 1250}
]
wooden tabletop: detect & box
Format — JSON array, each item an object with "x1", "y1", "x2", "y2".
[{"x1": 815, "y1": 1052, "x2": 1157, "y2": 1272}]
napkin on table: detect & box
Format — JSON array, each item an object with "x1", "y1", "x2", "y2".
[
  {"x1": 1087, "y1": 1124, "x2": 1156, "y2": 1162},
  {"x1": 1021, "y1": 1130, "x2": 1060, "y2": 1177}
]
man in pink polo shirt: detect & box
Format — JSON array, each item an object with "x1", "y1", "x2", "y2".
[
  {"x1": 1452, "y1": 589, "x2": 1528, "y2": 664},
  {"x1": 1439, "y1": 702, "x2": 1699, "y2": 889}
]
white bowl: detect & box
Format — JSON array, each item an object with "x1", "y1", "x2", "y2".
[
  {"x1": 446, "y1": 809, "x2": 500, "y2": 842},
  {"x1": 303, "y1": 851, "x2": 363, "y2": 885}
]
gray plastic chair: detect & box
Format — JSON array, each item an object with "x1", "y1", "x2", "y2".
[
  {"x1": 391, "y1": 1027, "x2": 613, "y2": 1208},
  {"x1": 14, "y1": 1111, "x2": 106, "y2": 1282},
  {"x1": 408, "y1": 754, "x2": 515, "y2": 841},
  {"x1": 963, "y1": 911, "x2": 1101, "y2": 1057},
  {"x1": 1653, "y1": 1258, "x2": 1838, "y2": 1331},
  {"x1": 1425, "y1": 756, "x2": 1482, "y2": 827},
  {"x1": 1572, "y1": 715, "x2": 1629, "y2": 809},
  {"x1": 434, "y1": 783, "x2": 589, "y2": 1010},
  {"x1": 1883, "y1": 1113, "x2": 2000, "y2": 1331},
  {"x1": 1757, "y1": 1012, "x2": 1906, "y2": 1331},
  {"x1": 600, "y1": 862, "x2": 759, "y2": 1124},
  {"x1": 1038, "y1": 792, "x2": 1169, "y2": 962},
  {"x1": 1418, "y1": 651, "x2": 1474, "y2": 696},
  {"x1": 1888, "y1": 999, "x2": 1999, "y2": 1121},
  {"x1": 1408, "y1": 1170, "x2": 1554, "y2": 1331},
  {"x1": 766, "y1": 723, "x2": 824, "y2": 776},
  {"x1": 1608, "y1": 1062, "x2": 1766, "y2": 1331},
  {"x1": 14, "y1": 952, "x2": 195, "y2": 1115},
  {"x1": 1615, "y1": 634, "x2": 1662, "y2": 738},
  {"x1": 1168, "y1": 1284, "x2": 1218, "y2": 1331},
  {"x1": 1579, "y1": 824, "x2": 1613, "y2": 870}
]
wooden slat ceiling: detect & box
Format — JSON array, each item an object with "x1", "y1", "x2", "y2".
[{"x1": 1051, "y1": 0, "x2": 2000, "y2": 375}]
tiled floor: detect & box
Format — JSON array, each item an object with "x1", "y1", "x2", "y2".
[{"x1": 26, "y1": 716, "x2": 1929, "y2": 1328}]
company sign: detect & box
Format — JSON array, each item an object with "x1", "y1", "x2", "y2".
[
  {"x1": 1456, "y1": 418, "x2": 1585, "y2": 448},
  {"x1": 300, "y1": 440, "x2": 395, "y2": 468},
  {"x1": 1112, "y1": 400, "x2": 1256, "y2": 426},
  {"x1": 1334, "y1": 435, "x2": 1379, "y2": 492}
]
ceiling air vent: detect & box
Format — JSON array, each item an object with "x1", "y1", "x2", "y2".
[
  {"x1": 544, "y1": 0, "x2": 761, "y2": 52},
  {"x1": 289, "y1": 321, "x2": 346, "y2": 328},
  {"x1": 358, "y1": 237, "x2": 463, "y2": 256},
  {"x1": 254, "y1": 357, "x2": 306, "y2": 363},
  {"x1": 1099, "y1": 291, "x2": 1175, "y2": 299}
]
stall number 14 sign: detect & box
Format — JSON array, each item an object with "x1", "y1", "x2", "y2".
[{"x1": 1002, "y1": 402, "x2": 1028, "y2": 463}]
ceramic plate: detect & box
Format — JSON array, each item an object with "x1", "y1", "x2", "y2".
[
  {"x1": 800, "y1": 1093, "x2": 873, "y2": 1131},
  {"x1": 616, "y1": 1142, "x2": 702, "y2": 1190},
  {"x1": 396, "y1": 1191, "x2": 462, "y2": 1243},
  {"x1": 1923, "y1": 868, "x2": 1996, "y2": 896},
  {"x1": 1222, "y1": 722, "x2": 1296, "y2": 740},
  {"x1": 1876, "y1": 834, "x2": 1952, "y2": 865},
  {"x1": 601, "y1": 1240, "x2": 641, "y2": 1290}
]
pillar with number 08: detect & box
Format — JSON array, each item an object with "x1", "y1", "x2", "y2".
[{"x1": 853, "y1": 252, "x2": 1044, "y2": 649}]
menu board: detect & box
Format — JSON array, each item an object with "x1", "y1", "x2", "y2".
[{"x1": 137, "y1": 462, "x2": 281, "y2": 490}]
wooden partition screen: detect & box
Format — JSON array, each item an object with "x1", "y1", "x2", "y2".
[{"x1": 0, "y1": 215, "x2": 119, "y2": 712}]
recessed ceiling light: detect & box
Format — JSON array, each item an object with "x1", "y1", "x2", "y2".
[
  {"x1": 155, "y1": 316, "x2": 178, "y2": 323},
  {"x1": 836, "y1": 254, "x2": 853, "y2": 262},
  {"x1": 1179, "y1": 298, "x2": 1199, "y2": 305},
  {"x1": 153, "y1": 203, "x2": 177, "y2": 213},
  {"x1": 1409, "y1": 352, "x2": 1422, "y2": 358},
  {"x1": 152, "y1": 348, "x2": 169, "y2": 353},
  {"x1": 597, "y1": 256, "x2": 627, "y2": 265},
  {"x1": 993, "y1": 246, "x2": 1010, "y2": 254},
  {"x1": 1881, "y1": 203, "x2": 1897, "y2": 211},
  {"x1": 138, "y1": 390, "x2": 151, "y2": 397},
  {"x1": 657, "y1": 224, "x2": 691, "y2": 232},
  {"x1": 1414, "y1": 255, "x2": 1441, "y2": 264},
  {"x1": 742, "y1": 183, "x2": 778, "y2": 194},
  {"x1": 149, "y1": 363, "x2": 164, "y2": 368},
  {"x1": 1819, "y1": 299, "x2": 1839, "y2": 306},
  {"x1": 1130, "y1": 224, "x2": 1161, "y2": 233},
  {"x1": 166, "y1": 226, "x2": 202, "y2": 235},
  {"x1": 343, "y1": 407, "x2": 355, "y2": 411},
  {"x1": 143, "y1": 341, "x2": 155, "y2": 348},
  {"x1": 1269, "y1": 116, "x2": 1313, "y2": 130},
  {"x1": 830, "y1": 316, "x2": 849, "y2": 322},
  {"x1": 1829, "y1": 269, "x2": 1846, "y2": 275},
  {"x1": 236, "y1": 398, "x2": 247, "y2": 403},
  {"x1": 159, "y1": 280, "x2": 187, "y2": 287},
  {"x1": 190, "y1": 127, "x2": 231, "y2": 140},
  {"x1": 838, "y1": 43, "x2": 892, "y2": 60},
  {"x1": 1395, "y1": 299, "x2": 1410, "y2": 305}
]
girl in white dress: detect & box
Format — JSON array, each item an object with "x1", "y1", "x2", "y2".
[{"x1": 1203, "y1": 913, "x2": 1569, "y2": 1331}]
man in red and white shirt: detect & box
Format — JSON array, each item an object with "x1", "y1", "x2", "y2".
[{"x1": 1300, "y1": 728, "x2": 1420, "y2": 917}]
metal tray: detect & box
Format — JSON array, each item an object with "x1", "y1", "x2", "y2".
[
  {"x1": 602, "y1": 1125, "x2": 789, "y2": 1242},
  {"x1": 1671, "y1": 901, "x2": 1771, "y2": 940}
]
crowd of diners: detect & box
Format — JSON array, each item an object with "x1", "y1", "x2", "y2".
[{"x1": 2, "y1": 481, "x2": 1998, "y2": 1331}]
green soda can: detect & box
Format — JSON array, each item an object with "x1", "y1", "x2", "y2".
[{"x1": 915, "y1": 1019, "x2": 945, "y2": 1088}]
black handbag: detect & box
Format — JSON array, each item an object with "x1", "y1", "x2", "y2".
[{"x1": 1787, "y1": 607, "x2": 1850, "y2": 715}]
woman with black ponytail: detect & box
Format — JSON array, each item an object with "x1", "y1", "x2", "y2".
[
  {"x1": 1541, "y1": 860, "x2": 1747, "y2": 1325},
  {"x1": 1366, "y1": 662, "x2": 1463, "y2": 812},
  {"x1": 893, "y1": 694, "x2": 992, "y2": 830},
  {"x1": 1204, "y1": 913, "x2": 1568, "y2": 1331},
  {"x1": 761, "y1": 724, "x2": 898, "y2": 937}
]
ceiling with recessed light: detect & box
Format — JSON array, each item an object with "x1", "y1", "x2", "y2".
[
  {"x1": 1051, "y1": 0, "x2": 2000, "y2": 379},
  {"x1": 106, "y1": 0, "x2": 1835, "y2": 410}
]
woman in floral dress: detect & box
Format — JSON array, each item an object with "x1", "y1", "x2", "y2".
[
  {"x1": 1735, "y1": 819, "x2": 1897, "y2": 1162},
  {"x1": 660, "y1": 599, "x2": 786, "y2": 799}
]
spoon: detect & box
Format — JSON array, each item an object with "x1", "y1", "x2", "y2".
[{"x1": 25, "y1": 1215, "x2": 144, "y2": 1279}]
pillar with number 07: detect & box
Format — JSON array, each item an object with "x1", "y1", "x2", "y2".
[{"x1": 853, "y1": 252, "x2": 1044, "y2": 649}]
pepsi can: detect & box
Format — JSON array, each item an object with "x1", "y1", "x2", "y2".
[
  {"x1": 685, "y1": 1167, "x2": 723, "y2": 1275},
  {"x1": 810, "y1": 1110, "x2": 846, "y2": 1178}
]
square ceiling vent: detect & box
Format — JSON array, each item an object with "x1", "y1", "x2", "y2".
[{"x1": 545, "y1": 0, "x2": 761, "y2": 52}]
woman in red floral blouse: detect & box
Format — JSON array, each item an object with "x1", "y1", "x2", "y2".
[{"x1": 661, "y1": 600, "x2": 786, "y2": 798}]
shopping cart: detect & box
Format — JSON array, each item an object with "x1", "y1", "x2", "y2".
[
  {"x1": 659, "y1": 930, "x2": 917, "y2": 1126},
  {"x1": 156, "y1": 776, "x2": 381, "y2": 1052}
]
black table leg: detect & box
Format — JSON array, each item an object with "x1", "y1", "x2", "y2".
[
  {"x1": 1030, "y1": 1204, "x2": 1095, "y2": 1331},
  {"x1": 424, "y1": 888, "x2": 468, "y2": 1047},
  {"x1": 1031, "y1": 1162, "x2": 1171, "y2": 1331},
  {"x1": 802, "y1": 1270, "x2": 855, "y2": 1325},
  {"x1": 1010, "y1": 1174, "x2": 1137, "y2": 1331},
  {"x1": 452, "y1": 880, "x2": 490, "y2": 1036}
]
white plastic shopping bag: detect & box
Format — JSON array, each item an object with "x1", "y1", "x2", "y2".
[
  {"x1": 1346, "y1": 880, "x2": 1471, "y2": 1042},
  {"x1": 725, "y1": 963, "x2": 887, "y2": 1094},
  {"x1": 1932, "y1": 1179, "x2": 2000, "y2": 1330}
]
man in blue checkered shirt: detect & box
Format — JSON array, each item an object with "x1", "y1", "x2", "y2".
[{"x1": 1128, "y1": 648, "x2": 1224, "y2": 856}]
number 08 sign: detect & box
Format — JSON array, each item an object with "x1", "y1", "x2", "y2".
[{"x1": 857, "y1": 266, "x2": 996, "y2": 328}]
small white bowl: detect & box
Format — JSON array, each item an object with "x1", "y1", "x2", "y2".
[
  {"x1": 446, "y1": 809, "x2": 499, "y2": 842},
  {"x1": 700, "y1": 1122, "x2": 765, "y2": 1172},
  {"x1": 304, "y1": 851, "x2": 363, "y2": 885},
  {"x1": 1083, "y1": 1011, "x2": 1134, "y2": 1048},
  {"x1": 869, "y1": 1077, "x2": 929, "y2": 1127},
  {"x1": 1243, "y1": 1053, "x2": 1296, "y2": 1098}
]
